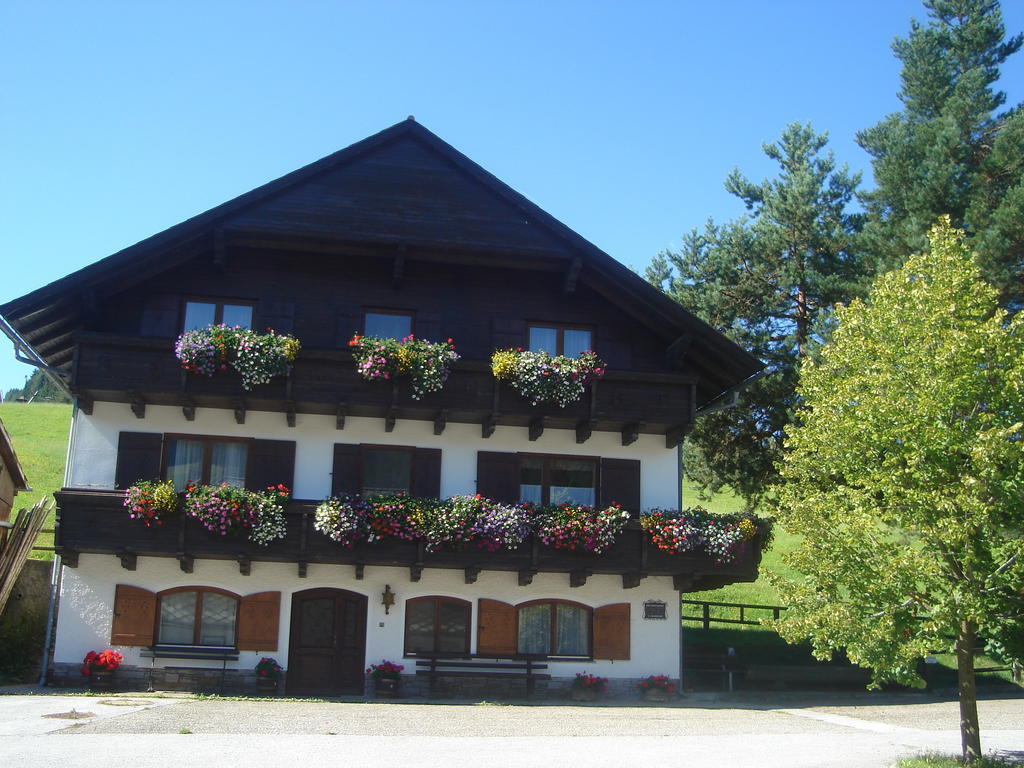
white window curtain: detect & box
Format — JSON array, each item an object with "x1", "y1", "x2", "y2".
[
  {"x1": 517, "y1": 604, "x2": 551, "y2": 655},
  {"x1": 555, "y1": 604, "x2": 589, "y2": 655},
  {"x1": 159, "y1": 591, "x2": 197, "y2": 644},
  {"x1": 167, "y1": 440, "x2": 204, "y2": 491},
  {"x1": 198, "y1": 592, "x2": 238, "y2": 646},
  {"x1": 211, "y1": 442, "x2": 248, "y2": 487}
]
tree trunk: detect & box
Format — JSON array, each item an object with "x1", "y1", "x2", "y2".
[{"x1": 955, "y1": 619, "x2": 982, "y2": 762}]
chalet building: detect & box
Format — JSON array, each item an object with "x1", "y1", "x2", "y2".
[{"x1": 0, "y1": 119, "x2": 764, "y2": 697}]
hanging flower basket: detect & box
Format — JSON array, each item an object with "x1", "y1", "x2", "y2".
[
  {"x1": 535, "y1": 502, "x2": 629, "y2": 554},
  {"x1": 639, "y1": 507, "x2": 760, "y2": 564},
  {"x1": 348, "y1": 334, "x2": 459, "y2": 400},
  {"x1": 175, "y1": 324, "x2": 300, "y2": 390},
  {"x1": 124, "y1": 479, "x2": 178, "y2": 527},
  {"x1": 491, "y1": 348, "x2": 605, "y2": 407},
  {"x1": 183, "y1": 483, "x2": 290, "y2": 546}
]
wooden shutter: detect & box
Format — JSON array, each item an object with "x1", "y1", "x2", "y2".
[
  {"x1": 332, "y1": 443, "x2": 361, "y2": 496},
  {"x1": 114, "y1": 432, "x2": 163, "y2": 489},
  {"x1": 599, "y1": 458, "x2": 641, "y2": 515},
  {"x1": 258, "y1": 297, "x2": 295, "y2": 334},
  {"x1": 245, "y1": 440, "x2": 296, "y2": 492},
  {"x1": 593, "y1": 602, "x2": 630, "y2": 660},
  {"x1": 139, "y1": 294, "x2": 181, "y2": 337},
  {"x1": 411, "y1": 448, "x2": 441, "y2": 499},
  {"x1": 477, "y1": 599, "x2": 516, "y2": 656},
  {"x1": 476, "y1": 451, "x2": 520, "y2": 503},
  {"x1": 414, "y1": 310, "x2": 442, "y2": 342},
  {"x1": 111, "y1": 585, "x2": 157, "y2": 646},
  {"x1": 237, "y1": 591, "x2": 281, "y2": 651}
]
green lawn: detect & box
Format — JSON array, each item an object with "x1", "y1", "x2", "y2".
[{"x1": 0, "y1": 402, "x2": 72, "y2": 560}]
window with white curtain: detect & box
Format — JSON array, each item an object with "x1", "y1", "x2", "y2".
[
  {"x1": 157, "y1": 588, "x2": 238, "y2": 646},
  {"x1": 165, "y1": 436, "x2": 250, "y2": 490},
  {"x1": 516, "y1": 601, "x2": 591, "y2": 656}
]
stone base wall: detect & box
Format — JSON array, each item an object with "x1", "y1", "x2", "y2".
[{"x1": 51, "y1": 662, "x2": 677, "y2": 702}]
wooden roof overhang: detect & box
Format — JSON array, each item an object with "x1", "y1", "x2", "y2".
[{"x1": 1, "y1": 119, "x2": 763, "y2": 407}]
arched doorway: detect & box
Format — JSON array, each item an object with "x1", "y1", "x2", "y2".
[{"x1": 287, "y1": 588, "x2": 367, "y2": 696}]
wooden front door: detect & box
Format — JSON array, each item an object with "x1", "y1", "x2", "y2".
[{"x1": 287, "y1": 588, "x2": 367, "y2": 695}]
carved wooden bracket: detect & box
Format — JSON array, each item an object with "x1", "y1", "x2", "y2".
[
  {"x1": 181, "y1": 396, "x2": 196, "y2": 422},
  {"x1": 286, "y1": 401, "x2": 296, "y2": 428},
  {"x1": 518, "y1": 569, "x2": 537, "y2": 586},
  {"x1": 298, "y1": 561, "x2": 308, "y2": 578},
  {"x1": 528, "y1": 415, "x2": 546, "y2": 442},
  {"x1": 234, "y1": 398, "x2": 247, "y2": 425},
  {"x1": 409, "y1": 564, "x2": 423, "y2": 582},
  {"x1": 622, "y1": 572, "x2": 645, "y2": 589},
  {"x1": 77, "y1": 393, "x2": 94, "y2": 416},
  {"x1": 464, "y1": 566, "x2": 481, "y2": 585},
  {"x1": 177, "y1": 554, "x2": 194, "y2": 573},
  {"x1": 354, "y1": 563, "x2": 365, "y2": 580},
  {"x1": 569, "y1": 569, "x2": 590, "y2": 588},
  {"x1": 129, "y1": 391, "x2": 146, "y2": 419},
  {"x1": 563, "y1": 256, "x2": 582, "y2": 294},
  {"x1": 433, "y1": 409, "x2": 447, "y2": 436},
  {"x1": 336, "y1": 402, "x2": 347, "y2": 430},
  {"x1": 575, "y1": 418, "x2": 596, "y2": 444},
  {"x1": 621, "y1": 421, "x2": 644, "y2": 447},
  {"x1": 237, "y1": 554, "x2": 251, "y2": 576},
  {"x1": 116, "y1": 548, "x2": 137, "y2": 570}
]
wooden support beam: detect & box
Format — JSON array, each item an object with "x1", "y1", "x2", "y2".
[
  {"x1": 61, "y1": 549, "x2": 79, "y2": 568},
  {"x1": 569, "y1": 570, "x2": 590, "y2": 588},
  {"x1": 213, "y1": 227, "x2": 226, "y2": 268},
  {"x1": 673, "y1": 574, "x2": 695, "y2": 592},
  {"x1": 336, "y1": 402, "x2": 347, "y2": 430},
  {"x1": 517, "y1": 569, "x2": 537, "y2": 587},
  {"x1": 665, "y1": 334, "x2": 692, "y2": 370},
  {"x1": 393, "y1": 244, "x2": 406, "y2": 288},
  {"x1": 128, "y1": 391, "x2": 146, "y2": 419},
  {"x1": 433, "y1": 409, "x2": 447, "y2": 436},
  {"x1": 622, "y1": 572, "x2": 645, "y2": 589},
  {"x1": 116, "y1": 549, "x2": 137, "y2": 571},
  {"x1": 354, "y1": 563, "x2": 365, "y2": 580},
  {"x1": 665, "y1": 424, "x2": 690, "y2": 449},
  {"x1": 621, "y1": 421, "x2": 644, "y2": 447},
  {"x1": 528, "y1": 415, "x2": 546, "y2": 442},
  {"x1": 298, "y1": 561, "x2": 308, "y2": 578},
  {"x1": 575, "y1": 418, "x2": 596, "y2": 444},
  {"x1": 177, "y1": 554, "x2": 194, "y2": 574},
  {"x1": 286, "y1": 402, "x2": 296, "y2": 428},
  {"x1": 482, "y1": 413, "x2": 498, "y2": 439},
  {"x1": 181, "y1": 396, "x2": 196, "y2": 422},
  {"x1": 409, "y1": 564, "x2": 423, "y2": 582},
  {"x1": 237, "y1": 554, "x2": 251, "y2": 576},
  {"x1": 234, "y1": 398, "x2": 247, "y2": 425},
  {"x1": 563, "y1": 256, "x2": 582, "y2": 294},
  {"x1": 77, "y1": 393, "x2": 94, "y2": 416},
  {"x1": 384, "y1": 406, "x2": 397, "y2": 433},
  {"x1": 464, "y1": 566, "x2": 481, "y2": 585}
]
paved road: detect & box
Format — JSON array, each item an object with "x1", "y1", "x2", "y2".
[{"x1": 2, "y1": 689, "x2": 1021, "y2": 767}]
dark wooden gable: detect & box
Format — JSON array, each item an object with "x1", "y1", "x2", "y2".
[{"x1": 226, "y1": 135, "x2": 574, "y2": 256}]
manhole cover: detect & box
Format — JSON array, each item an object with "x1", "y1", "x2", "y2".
[
  {"x1": 42, "y1": 710, "x2": 96, "y2": 720},
  {"x1": 97, "y1": 699, "x2": 154, "y2": 707}
]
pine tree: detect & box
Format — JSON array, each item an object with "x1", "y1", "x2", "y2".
[
  {"x1": 647, "y1": 123, "x2": 866, "y2": 508},
  {"x1": 858, "y1": 0, "x2": 1024, "y2": 305}
]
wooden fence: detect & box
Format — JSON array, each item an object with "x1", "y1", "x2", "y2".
[{"x1": 682, "y1": 598, "x2": 787, "y2": 629}]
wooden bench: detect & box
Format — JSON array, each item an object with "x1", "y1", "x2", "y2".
[
  {"x1": 744, "y1": 663, "x2": 870, "y2": 689},
  {"x1": 682, "y1": 649, "x2": 742, "y2": 691},
  {"x1": 414, "y1": 656, "x2": 551, "y2": 697},
  {"x1": 139, "y1": 645, "x2": 240, "y2": 692}
]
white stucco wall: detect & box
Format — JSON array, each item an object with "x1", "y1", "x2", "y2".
[
  {"x1": 56, "y1": 554, "x2": 682, "y2": 679},
  {"x1": 68, "y1": 401, "x2": 680, "y2": 509}
]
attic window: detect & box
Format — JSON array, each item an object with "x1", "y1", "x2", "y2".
[
  {"x1": 528, "y1": 325, "x2": 592, "y2": 357},
  {"x1": 364, "y1": 311, "x2": 413, "y2": 340},
  {"x1": 183, "y1": 301, "x2": 254, "y2": 331}
]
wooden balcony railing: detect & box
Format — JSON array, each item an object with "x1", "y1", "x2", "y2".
[{"x1": 55, "y1": 489, "x2": 767, "y2": 592}]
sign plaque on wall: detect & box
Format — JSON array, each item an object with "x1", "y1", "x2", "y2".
[{"x1": 643, "y1": 600, "x2": 667, "y2": 620}]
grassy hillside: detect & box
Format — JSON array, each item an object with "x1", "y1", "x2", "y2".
[{"x1": 0, "y1": 402, "x2": 72, "y2": 560}]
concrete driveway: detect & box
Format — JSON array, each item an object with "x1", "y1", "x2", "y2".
[{"x1": 2, "y1": 688, "x2": 1021, "y2": 767}]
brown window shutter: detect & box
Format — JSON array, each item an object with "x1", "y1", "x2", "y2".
[
  {"x1": 599, "y1": 458, "x2": 641, "y2": 515},
  {"x1": 139, "y1": 293, "x2": 181, "y2": 337},
  {"x1": 111, "y1": 585, "x2": 157, "y2": 646},
  {"x1": 477, "y1": 599, "x2": 516, "y2": 656},
  {"x1": 237, "y1": 591, "x2": 281, "y2": 651},
  {"x1": 245, "y1": 440, "x2": 296, "y2": 492},
  {"x1": 411, "y1": 448, "x2": 442, "y2": 499},
  {"x1": 114, "y1": 432, "x2": 163, "y2": 490},
  {"x1": 476, "y1": 451, "x2": 520, "y2": 504},
  {"x1": 593, "y1": 603, "x2": 631, "y2": 660},
  {"x1": 332, "y1": 444, "x2": 361, "y2": 496}
]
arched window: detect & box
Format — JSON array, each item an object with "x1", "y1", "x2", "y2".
[
  {"x1": 517, "y1": 600, "x2": 591, "y2": 657},
  {"x1": 404, "y1": 597, "x2": 471, "y2": 655},
  {"x1": 157, "y1": 587, "x2": 239, "y2": 646}
]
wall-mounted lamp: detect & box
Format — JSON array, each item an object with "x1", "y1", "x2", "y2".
[{"x1": 382, "y1": 584, "x2": 396, "y2": 615}]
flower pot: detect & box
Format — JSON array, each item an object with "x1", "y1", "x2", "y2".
[
  {"x1": 256, "y1": 677, "x2": 278, "y2": 697},
  {"x1": 642, "y1": 686, "x2": 673, "y2": 702},
  {"x1": 570, "y1": 687, "x2": 598, "y2": 702},
  {"x1": 375, "y1": 677, "x2": 400, "y2": 698},
  {"x1": 88, "y1": 669, "x2": 114, "y2": 692}
]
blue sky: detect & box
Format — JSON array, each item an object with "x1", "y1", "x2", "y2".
[{"x1": 2, "y1": 0, "x2": 1022, "y2": 395}]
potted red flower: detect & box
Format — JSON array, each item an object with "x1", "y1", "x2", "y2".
[
  {"x1": 637, "y1": 674, "x2": 677, "y2": 702},
  {"x1": 254, "y1": 657, "x2": 283, "y2": 696},
  {"x1": 570, "y1": 672, "x2": 608, "y2": 702},
  {"x1": 81, "y1": 649, "x2": 123, "y2": 692},
  {"x1": 366, "y1": 660, "x2": 404, "y2": 698}
]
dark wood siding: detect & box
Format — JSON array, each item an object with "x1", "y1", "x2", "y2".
[
  {"x1": 476, "y1": 451, "x2": 520, "y2": 504},
  {"x1": 599, "y1": 458, "x2": 641, "y2": 515},
  {"x1": 410, "y1": 448, "x2": 442, "y2": 499},
  {"x1": 139, "y1": 293, "x2": 180, "y2": 337},
  {"x1": 114, "y1": 432, "x2": 163, "y2": 489},
  {"x1": 245, "y1": 440, "x2": 296, "y2": 492},
  {"x1": 331, "y1": 444, "x2": 361, "y2": 496}
]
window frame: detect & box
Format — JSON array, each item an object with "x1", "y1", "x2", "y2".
[
  {"x1": 403, "y1": 596, "x2": 472, "y2": 656},
  {"x1": 527, "y1": 323, "x2": 594, "y2": 357},
  {"x1": 363, "y1": 308, "x2": 415, "y2": 340},
  {"x1": 180, "y1": 297, "x2": 257, "y2": 332},
  {"x1": 517, "y1": 452, "x2": 598, "y2": 506},
  {"x1": 359, "y1": 443, "x2": 416, "y2": 496},
  {"x1": 155, "y1": 586, "x2": 240, "y2": 647},
  {"x1": 515, "y1": 598, "x2": 593, "y2": 658},
  {"x1": 162, "y1": 433, "x2": 253, "y2": 488}
]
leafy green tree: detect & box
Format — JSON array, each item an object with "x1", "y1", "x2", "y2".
[
  {"x1": 773, "y1": 220, "x2": 1024, "y2": 761},
  {"x1": 858, "y1": 0, "x2": 1024, "y2": 305},
  {"x1": 647, "y1": 123, "x2": 866, "y2": 508},
  {"x1": 2, "y1": 368, "x2": 70, "y2": 403}
]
